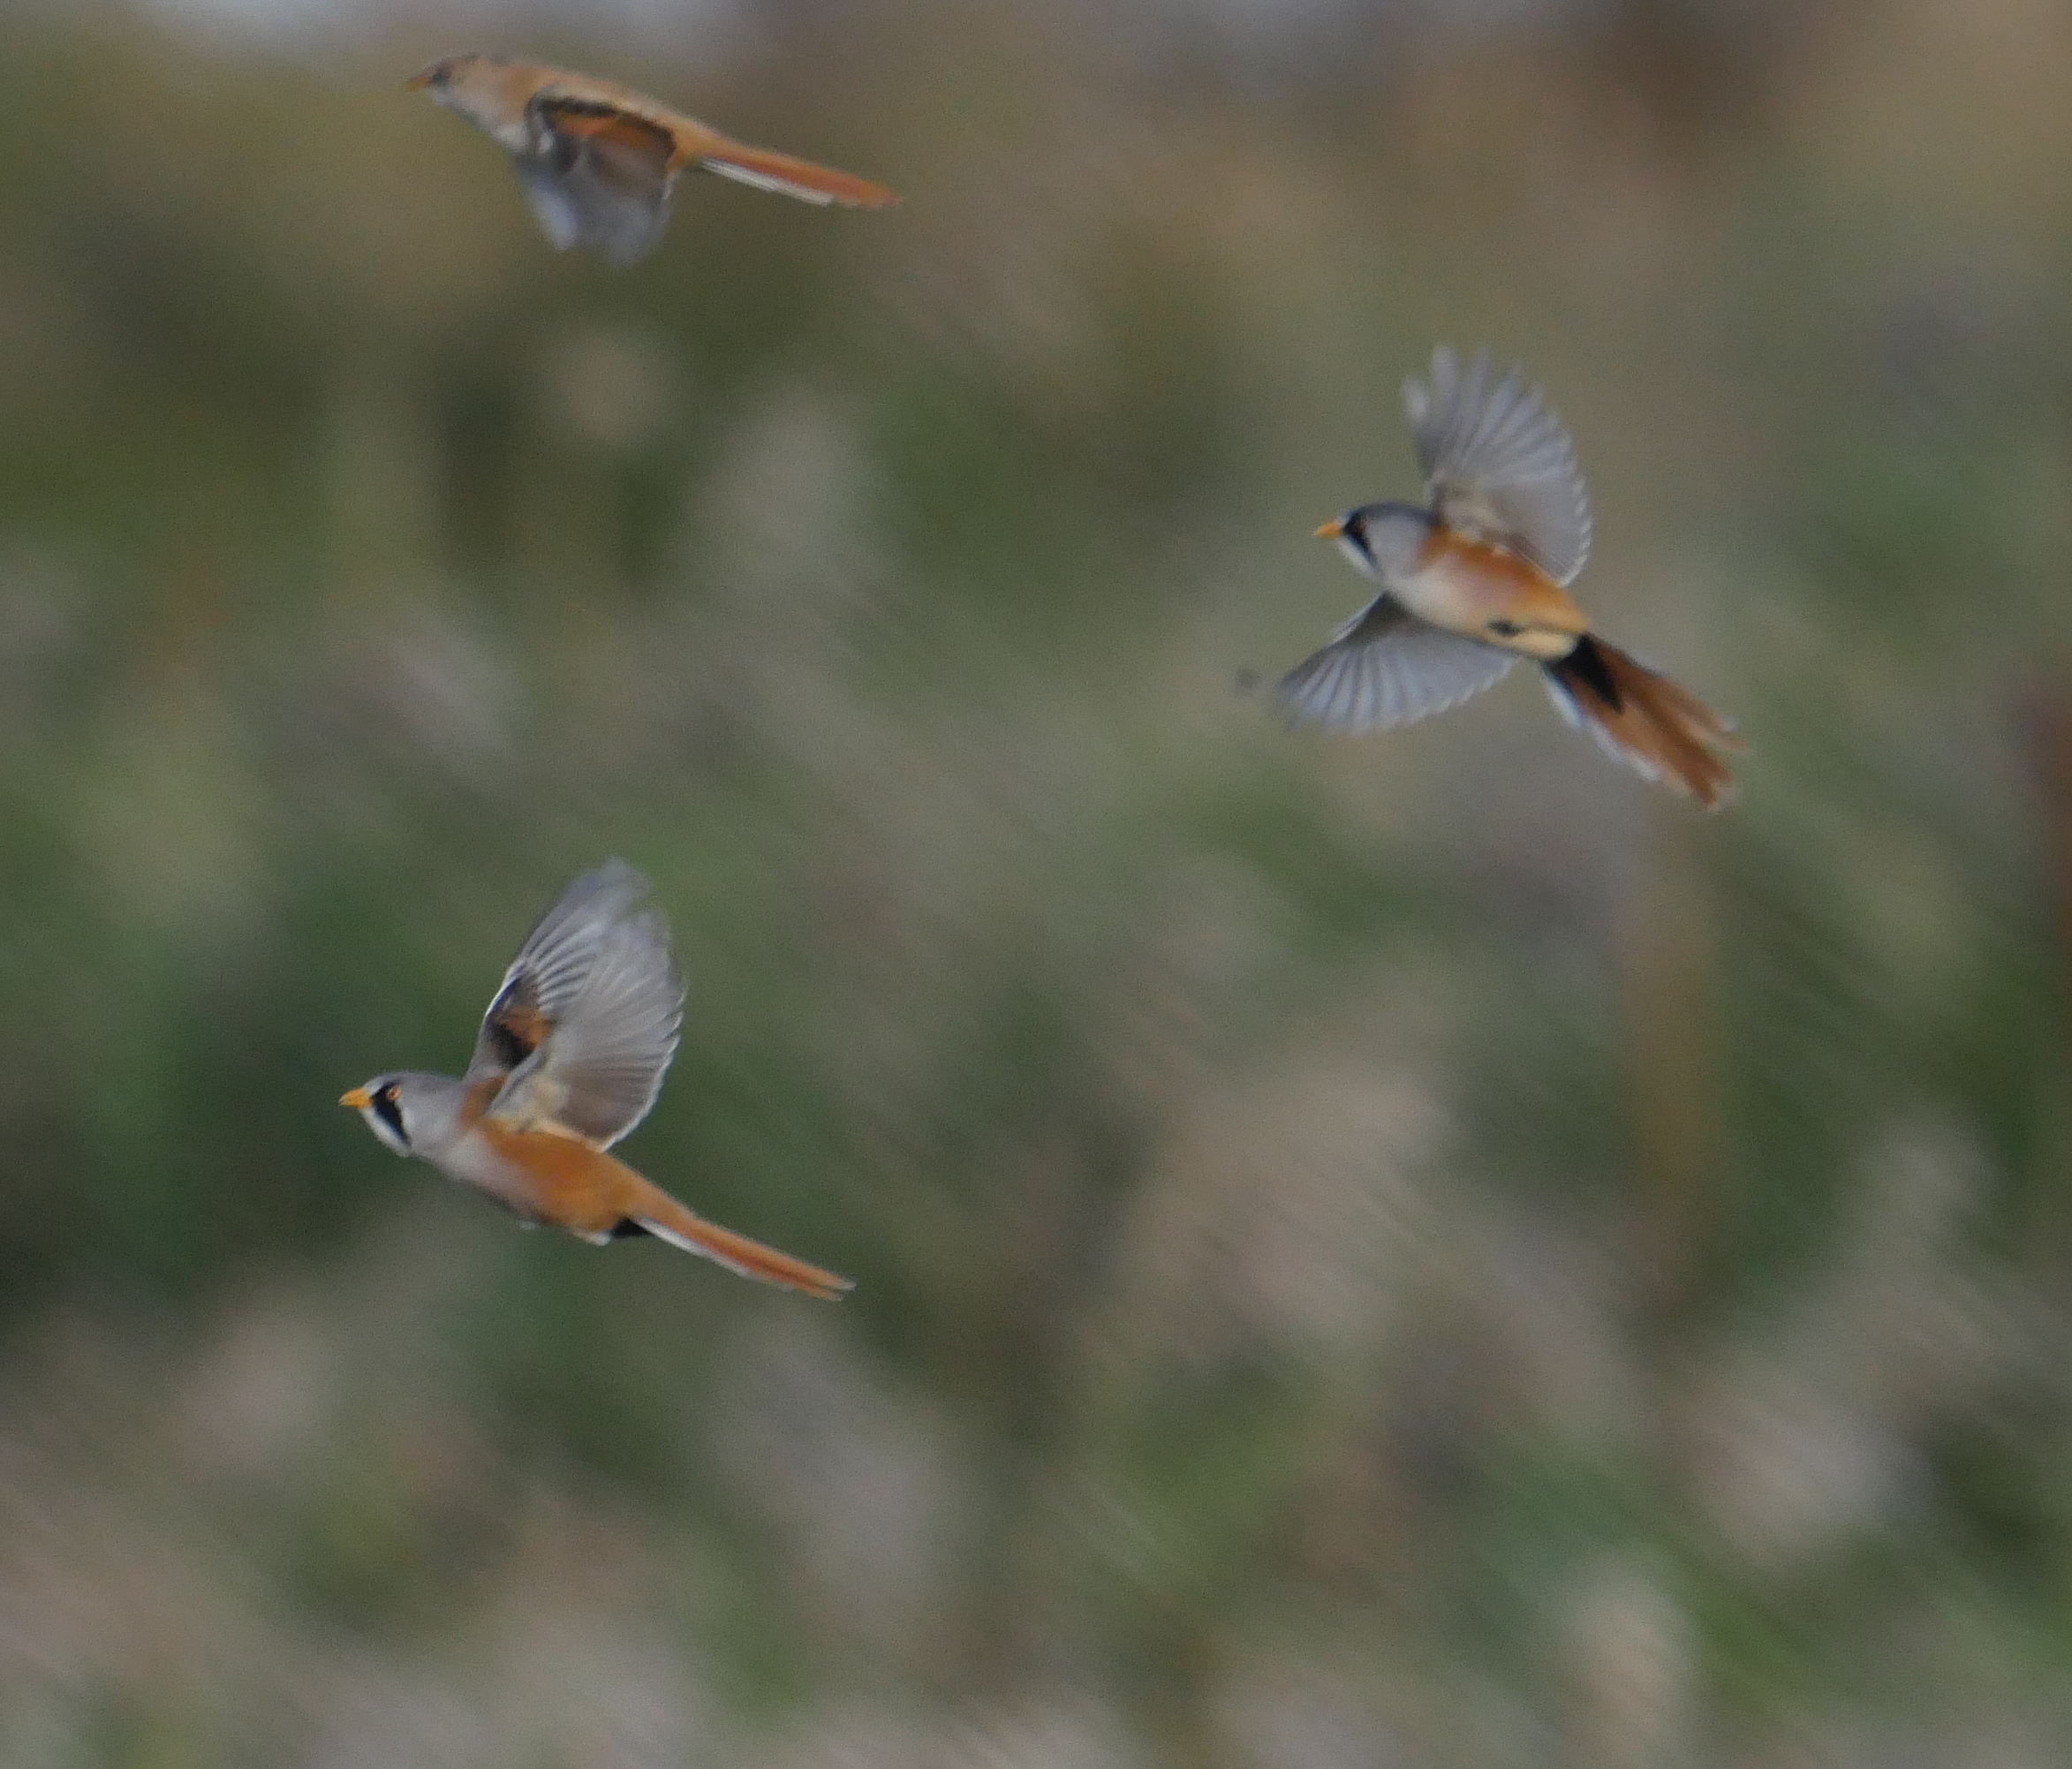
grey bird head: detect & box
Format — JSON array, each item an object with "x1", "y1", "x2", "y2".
[
  {"x1": 1317, "y1": 503, "x2": 1433, "y2": 584},
  {"x1": 339, "y1": 1071, "x2": 470, "y2": 1160},
  {"x1": 404, "y1": 53, "x2": 514, "y2": 133}
]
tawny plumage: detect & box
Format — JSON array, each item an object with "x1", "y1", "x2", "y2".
[
  {"x1": 341, "y1": 861, "x2": 851, "y2": 1300},
  {"x1": 1281, "y1": 347, "x2": 1743, "y2": 808},
  {"x1": 407, "y1": 53, "x2": 898, "y2": 264},
  {"x1": 1546, "y1": 636, "x2": 1740, "y2": 812}
]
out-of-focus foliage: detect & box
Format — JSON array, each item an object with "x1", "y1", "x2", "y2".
[{"x1": 1, "y1": 0, "x2": 2071, "y2": 1763}]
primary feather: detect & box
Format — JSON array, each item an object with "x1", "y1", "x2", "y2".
[
  {"x1": 1407, "y1": 347, "x2": 1593, "y2": 586},
  {"x1": 470, "y1": 861, "x2": 684, "y2": 1146}
]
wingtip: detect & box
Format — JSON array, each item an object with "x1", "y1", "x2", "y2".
[{"x1": 563, "y1": 857, "x2": 652, "y2": 910}]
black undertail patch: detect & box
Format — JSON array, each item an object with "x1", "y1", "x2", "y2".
[{"x1": 1562, "y1": 634, "x2": 1623, "y2": 712}]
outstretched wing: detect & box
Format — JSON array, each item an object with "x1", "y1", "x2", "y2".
[
  {"x1": 518, "y1": 94, "x2": 677, "y2": 264},
  {"x1": 469, "y1": 861, "x2": 684, "y2": 1148},
  {"x1": 1277, "y1": 593, "x2": 1516, "y2": 731},
  {"x1": 1406, "y1": 347, "x2": 1593, "y2": 586}
]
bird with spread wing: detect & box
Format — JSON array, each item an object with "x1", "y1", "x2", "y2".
[
  {"x1": 342, "y1": 861, "x2": 851, "y2": 1299},
  {"x1": 408, "y1": 53, "x2": 898, "y2": 265},
  {"x1": 1284, "y1": 347, "x2": 1741, "y2": 807}
]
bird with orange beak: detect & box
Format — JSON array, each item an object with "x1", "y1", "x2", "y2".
[
  {"x1": 341, "y1": 861, "x2": 851, "y2": 1300},
  {"x1": 1284, "y1": 348, "x2": 1741, "y2": 807},
  {"x1": 406, "y1": 53, "x2": 898, "y2": 264}
]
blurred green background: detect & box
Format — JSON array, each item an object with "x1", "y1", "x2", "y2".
[{"x1": 1, "y1": 0, "x2": 2070, "y2": 1762}]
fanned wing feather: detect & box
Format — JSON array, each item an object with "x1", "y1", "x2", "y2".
[
  {"x1": 468, "y1": 861, "x2": 648, "y2": 1083},
  {"x1": 1276, "y1": 594, "x2": 1516, "y2": 732},
  {"x1": 1406, "y1": 347, "x2": 1593, "y2": 586},
  {"x1": 510, "y1": 908, "x2": 684, "y2": 1146},
  {"x1": 469, "y1": 861, "x2": 684, "y2": 1146},
  {"x1": 518, "y1": 95, "x2": 677, "y2": 264},
  {"x1": 514, "y1": 167, "x2": 586, "y2": 251}
]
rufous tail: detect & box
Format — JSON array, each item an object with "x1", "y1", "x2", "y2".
[
  {"x1": 697, "y1": 140, "x2": 898, "y2": 208},
  {"x1": 1545, "y1": 635, "x2": 1742, "y2": 810},
  {"x1": 631, "y1": 1181, "x2": 853, "y2": 1301}
]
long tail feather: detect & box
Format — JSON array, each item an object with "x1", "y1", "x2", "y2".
[
  {"x1": 1545, "y1": 635, "x2": 1742, "y2": 809},
  {"x1": 631, "y1": 1183, "x2": 853, "y2": 1300},
  {"x1": 697, "y1": 140, "x2": 897, "y2": 208}
]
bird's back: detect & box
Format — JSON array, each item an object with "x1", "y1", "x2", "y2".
[{"x1": 519, "y1": 63, "x2": 722, "y2": 169}]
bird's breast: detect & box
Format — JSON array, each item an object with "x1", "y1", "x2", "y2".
[
  {"x1": 420, "y1": 1125, "x2": 537, "y2": 1220},
  {"x1": 1396, "y1": 532, "x2": 1581, "y2": 640}
]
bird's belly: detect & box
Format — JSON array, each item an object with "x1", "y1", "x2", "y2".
[
  {"x1": 462, "y1": 1121, "x2": 639, "y2": 1239},
  {"x1": 432, "y1": 1133, "x2": 548, "y2": 1222},
  {"x1": 1394, "y1": 550, "x2": 1530, "y2": 631}
]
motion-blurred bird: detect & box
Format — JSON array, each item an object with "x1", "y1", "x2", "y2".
[
  {"x1": 1283, "y1": 347, "x2": 1741, "y2": 807},
  {"x1": 341, "y1": 861, "x2": 851, "y2": 1299},
  {"x1": 407, "y1": 53, "x2": 898, "y2": 264}
]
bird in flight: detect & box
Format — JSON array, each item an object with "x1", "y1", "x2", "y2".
[
  {"x1": 407, "y1": 53, "x2": 899, "y2": 264},
  {"x1": 1283, "y1": 347, "x2": 1741, "y2": 807},
  {"x1": 341, "y1": 860, "x2": 851, "y2": 1299}
]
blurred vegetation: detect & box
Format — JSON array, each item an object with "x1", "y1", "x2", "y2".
[{"x1": 2, "y1": 0, "x2": 2072, "y2": 1764}]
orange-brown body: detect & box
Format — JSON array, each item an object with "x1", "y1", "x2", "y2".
[
  {"x1": 1405, "y1": 528, "x2": 1590, "y2": 654},
  {"x1": 468, "y1": 1111, "x2": 850, "y2": 1300}
]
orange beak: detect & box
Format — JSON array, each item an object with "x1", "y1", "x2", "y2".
[
  {"x1": 403, "y1": 67, "x2": 436, "y2": 91},
  {"x1": 1313, "y1": 518, "x2": 1344, "y2": 540},
  {"x1": 339, "y1": 1088, "x2": 374, "y2": 1109}
]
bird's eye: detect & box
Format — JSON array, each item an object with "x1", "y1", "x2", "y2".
[{"x1": 1487, "y1": 618, "x2": 1523, "y2": 638}]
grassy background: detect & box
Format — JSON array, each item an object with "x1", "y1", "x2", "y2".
[{"x1": 2, "y1": 0, "x2": 2071, "y2": 1762}]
